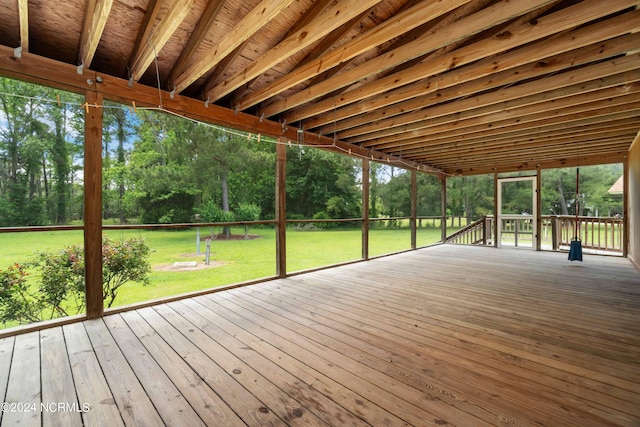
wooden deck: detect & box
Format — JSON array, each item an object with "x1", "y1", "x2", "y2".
[{"x1": 0, "y1": 244, "x2": 639, "y2": 426}]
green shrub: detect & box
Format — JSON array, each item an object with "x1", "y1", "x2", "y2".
[{"x1": 0, "y1": 237, "x2": 151, "y2": 326}]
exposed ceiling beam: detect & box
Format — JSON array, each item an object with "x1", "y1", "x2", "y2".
[
  {"x1": 130, "y1": 0, "x2": 195, "y2": 82},
  {"x1": 18, "y1": 0, "x2": 28, "y2": 51},
  {"x1": 267, "y1": 0, "x2": 562, "y2": 120},
  {"x1": 313, "y1": 11, "x2": 640, "y2": 133},
  {"x1": 286, "y1": 0, "x2": 639, "y2": 125},
  {"x1": 168, "y1": 0, "x2": 226, "y2": 85},
  {"x1": 408, "y1": 125, "x2": 640, "y2": 160},
  {"x1": 78, "y1": 0, "x2": 114, "y2": 68},
  {"x1": 0, "y1": 43, "x2": 437, "y2": 175},
  {"x1": 172, "y1": 0, "x2": 298, "y2": 93},
  {"x1": 233, "y1": 0, "x2": 473, "y2": 111},
  {"x1": 229, "y1": 0, "x2": 345, "y2": 104},
  {"x1": 202, "y1": 0, "x2": 385, "y2": 103},
  {"x1": 363, "y1": 90, "x2": 640, "y2": 152},
  {"x1": 397, "y1": 116, "x2": 640, "y2": 154},
  {"x1": 346, "y1": 56, "x2": 640, "y2": 143}
]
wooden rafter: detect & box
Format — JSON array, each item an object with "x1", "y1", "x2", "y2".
[
  {"x1": 168, "y1": 0, "x2": 226, "y2": 86},
  {"x1": 364, "y1": 92, "x2": 640, "y2": 158},
  {"x1": 229, "y1": 0, "x2": 341, "y2": 105},
  {"x1": 374, "y1": 94, "x2": 640, "y2": 155},
  {"x1": 79, "y1": 0, "x2": 114, "y2": 68},
  {"x1": 315, "y1": 16, "x2": 640, "y2": 134},
  {"x1": 267, "y1": 0, "x2": 561, "y2": 120},
  {"x1": 203, "y1": 0, "x2": 384, "y2": 104},
  {"x1": 288, "y1": 0, "x2": 639, "y2": 125},
  {"x1": 130, "y1": 0, "x2": 195, "y2": 82},
  {"x1": 18, "y1": 0, "x2": 28, "y2": 51},
  {"x1": 172, "y1": 0, "x2": 297, "y2": 94},
  {"x1": 345, "y1": 55, "x2": 640, "y2": 144},
  {"x1": 234, "y1": 0, "x2": 473, "y2": 111}
]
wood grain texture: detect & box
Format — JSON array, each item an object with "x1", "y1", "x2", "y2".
[{"x1": 0, "y1": 245, "x2": 637, "y2": 426}]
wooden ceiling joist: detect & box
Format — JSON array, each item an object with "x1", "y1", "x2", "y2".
[
  {"x1": 361, "y1": 86, "x2": 640, "y2": 151},
  {"x1": 202, "y1": 0, "x2": 385, "y2": 103},
  {"x1": 167, "y1": 0, "x2": 226, "y2": 85},
  {"x1": 130, "y1": 0, "x2": 195, "y2": 82},
  {"x1": 288, "y1": 0, "x2": 639, "y2": 126},
  {"x1": 396, "y1": 117, "x2": 640, "y2": 155},
  {"x1": 233, "y1": 0, "x2": 473, "y2": 111},
  {"x1": 313, "y1": 12, "x2": 640, "y2": 134},
  {"x1": 268, "y1": 0, "x2": 576, "y2": 121},
  {"x1": 172, "y1": 0, "x2": 298, "y2": 94},
  {"x1": 78, "y1": 0, "x2": 114, "y2": 68},
  {"x1": 17, "y1": 0, "x2": 28, "y2": 52},
  {"x1": 346, "y1": 56, "x2": 640, "y2": 144}
]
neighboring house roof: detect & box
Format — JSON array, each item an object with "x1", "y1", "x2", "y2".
[{"x1": 608, "y1": 175, "x2": 624, "y2": 195}]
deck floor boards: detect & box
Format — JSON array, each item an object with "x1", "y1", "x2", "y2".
[{"x1": 0, "y1": 244, "x2": 638, "y2": 426}]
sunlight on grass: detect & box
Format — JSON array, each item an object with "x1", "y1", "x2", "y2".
[{"x1": 0, "y1": 224, "x2": 444, "y2": 317}]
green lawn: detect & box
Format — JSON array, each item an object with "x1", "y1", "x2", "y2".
[{"x1": 0, "y1": 225, "x2": 444, "y2": 316}]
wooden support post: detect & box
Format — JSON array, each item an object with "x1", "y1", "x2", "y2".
[
  {"x1": 84, "y1": 90, "x2": 103, "y2": 319},
  {"x1": 536, "y1": 166, "x2": 542, "y2": 251},
  {"x1": 623, "y1": 156, "x2": 629, "y2": 258},
  {"x1": 362, "y1": 158, "x2": 370, "y2": 260},
  {"x1": 411, "y1": 169, "x2": 417, "y2": 249},
  {"x1": 275, "y1": 140, "x2": 287, "y2": 277},
  {"x1": 551, "y1": 217, "x2": 559, "y2": 251},
  {"x1": 493, "y1": 172, "x2": 499, "y2": 247},
  {"x1": 441, "y1": 175, "x2": 447, "y2": 243}
]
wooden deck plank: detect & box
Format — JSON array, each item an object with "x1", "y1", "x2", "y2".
[
  {"x1": 241, "y1": 278, "x2": 634, "y2": 426},
  {"x1": 204, "y1": 291, "x2": 473, "y2": 426},
  {"x1": 2, "y1": 331, "x2": 40, "y2": 426},
  {"x1": 160, "y1": 300, "x2": 330, "y2": 426},
  {"x1": 119, "y1": 309, "x2": 247, "y2": 427},
  {"x1": 84, "y1": 318, "x2": 164, "y2": 426},
  {"x1": 40, "y1": 327, "x2": 83, "y2": 427},
  {"x1": 285, "y1": 270, "x2": 640, "y2": 417},
  {"x1": 178, "y1": 296, "x2": 394, "y2": 426},
  {"x1": 0, "y1": 244, "x2": 637, "y2": 426},
  {"x1": 0, "y1": 336, "x2": 14, "y2": 426},
  {"x1": 137, "y1": 305, "x2": 284, "y2": 426},
  {"x1": 62, "y1": 322, "x2": 124, "y2": 427},
  {"x1": 102, "y1": 314, "x2": 206, "y2": 426}
]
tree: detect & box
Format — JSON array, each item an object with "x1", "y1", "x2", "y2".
[
  {"x1": 236, "y1": 202, "x2": 261, "y2": 238},
  {"x1": 286, "y1": 147, "x2": 361, "y2": 219}
]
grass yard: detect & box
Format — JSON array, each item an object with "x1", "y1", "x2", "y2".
[{"x1": 0, "y1": 225, "x2": 444, "y2": 323}]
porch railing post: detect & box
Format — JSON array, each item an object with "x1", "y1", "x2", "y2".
[
  {"x1": 362, "y1": 158, "x2": 370, "y2": 260},
  {"x1": 84, "y1": 90, "x2": 103, "y2": 319},
  {"x1": 276, "y1": 139, "x2": 287, "y2": 277}
]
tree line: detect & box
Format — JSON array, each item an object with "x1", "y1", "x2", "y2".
[{"x1": 0, "y1": 77, "x2": 623, "y2": 229}]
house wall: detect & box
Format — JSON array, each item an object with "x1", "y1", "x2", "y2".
[{"x1": 629, "y1": 138, "x2": 640, "y2": 268}]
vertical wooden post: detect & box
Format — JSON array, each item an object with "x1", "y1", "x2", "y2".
[
  {"x1": 361, "y1": 158, "x2": 370, "y2": 260},
  {"x1": 493, "y1": 172, "x2": 499, "y2": 247},
  {"x1": 275, "y1": 140, "x2": 287, "y2": 277},
  {"x1": 410, "y1": 169, "x2": 417, "y2": 249},
  {"x1": 536, "y1": 166, "x2": 542, "y2": 251},
  {"x1": 440, "y1": 174, "x2": 447, "y2": 243},
  {"x1": 623, "y1": 156, "x2": 629, "y2": 258},
  {"x1": 84, "y1": 91, "x2": 103, "y2": 319}
]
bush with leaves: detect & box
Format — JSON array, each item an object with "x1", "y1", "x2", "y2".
[
  {"x1": 235, "y1": 202, "x2": 261, "y2": 238},
  {"x1": 0, "y1": 237, "x2": 151, "y2": 326},
  {"x1": 0, "y1": 263, "x2": 42, "y2": 324}
]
